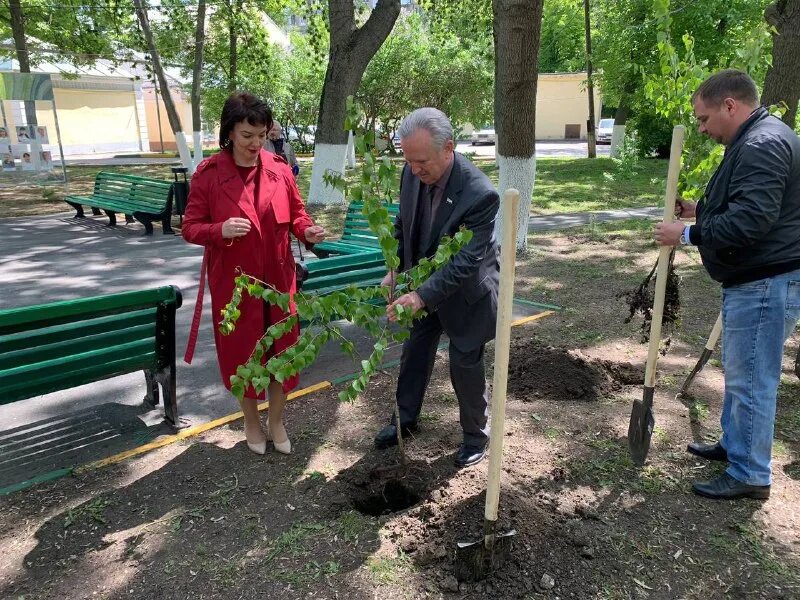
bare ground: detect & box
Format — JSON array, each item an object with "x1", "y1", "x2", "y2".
[{"x1": 1, "y1": 220, "x2": 799, "y2": 600}]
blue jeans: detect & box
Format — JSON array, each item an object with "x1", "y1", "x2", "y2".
[{"x1": 719, "y1": 268, "x2": 800, "y2": 486}]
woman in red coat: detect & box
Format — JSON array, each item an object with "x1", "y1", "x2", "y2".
[{"x1": 182, "y1": 92, "x2": 326, "y2": 455}]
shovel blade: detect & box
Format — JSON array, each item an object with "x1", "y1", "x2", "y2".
[
  {"x1": 628, "y1": 388, "x2": 655, "y2": 465},
  {"x1": 454, "y1": 529, "x2": 516, "y2": 582}
]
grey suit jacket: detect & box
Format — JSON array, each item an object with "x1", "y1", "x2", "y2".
[{"x1": 395, "y1": 152, "x2": 500, "y2": 351}]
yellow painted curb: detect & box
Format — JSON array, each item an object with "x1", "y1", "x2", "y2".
[
  {"x1": 76, "y1": 380, "x2": 331, "y2": 472},
  {"x1": 511, "y1": 310, "x2": 555, "y2": 327}
]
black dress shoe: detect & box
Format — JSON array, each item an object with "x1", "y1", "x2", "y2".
[
  {"x1": 454, "y1": 443, "x2": 487, "y2": 467},
  {"x1": 692, "y1": 473, "x2": 770, "y2": 500},
  {"x1": 687, "y1": 441, "x2": 728, "y2": 462},
  {"x1": 374, "y1": 423, "x2": 417, "y2": 449}
]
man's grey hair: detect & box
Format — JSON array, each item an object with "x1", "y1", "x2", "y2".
[{"x1": 398, "y1": 108, "x2": 453, "y2": 148}]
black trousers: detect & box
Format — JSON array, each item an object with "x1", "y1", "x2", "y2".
[{"x1": 393, "y1": 311, "x2": 489, "y2": 446}]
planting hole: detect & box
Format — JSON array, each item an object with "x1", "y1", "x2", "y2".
[{"x1": 352, "y1": 480, "x2": 421, "y2": 516}]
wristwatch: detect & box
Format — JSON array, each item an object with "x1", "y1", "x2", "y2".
[{"x1": 679, "y1": 225, "x2": 691, "y2": 246}]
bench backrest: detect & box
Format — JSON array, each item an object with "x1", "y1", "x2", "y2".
[
  {"x1": 0, "y1": 286, "x2": 182, "y2": 404},
  {"x1": 339, "y1": 202, "x2": 399, "y2": 247},
  {"x1": 94, "y1": 172, "x2": 173, "y2": 212}
]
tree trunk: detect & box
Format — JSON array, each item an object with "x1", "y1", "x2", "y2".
[
  {"x1": 9, "y1": 1, "x2": 29, "y2": 73},
  {"x1": 493, "y1": 0, "x2": 545, "y2": 250},
  {"x1": 610, "y1": 96, "x2": 631, "y2": 158},
  {"x1": 584, "y1": 0, "x2": 596, "y2": 158},
  {"x1": 227, "y1": 1, "x2": 240, "y2": 92},
  {"x1": 9, "y1": 0, "x2": 37, "y2": 126},
  {"x1": 762, "y1": 0, "x2": 800, "y2": 128},
  {"x1": 192, "y1": 0, "x2": 207, "y2": 167},
  {"x1": 308, "y1": 0, "x2": 400, "y2": 204},
  {"x1": 133, "y1": 0, "x2": 192, "y2": 169}
]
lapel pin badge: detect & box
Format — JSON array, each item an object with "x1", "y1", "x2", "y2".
[{"x1": 446, "y1": 197, "x2": 453, "y2": 204}]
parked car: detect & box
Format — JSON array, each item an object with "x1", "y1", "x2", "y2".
[
  {"x1": 471, "y1": 127, "x2": 496, "y2": 146},
  {"x1": 596, "y1": 118, "x2": 614, "y2": 144},
  {"x1": 391, "y1": 132, "x2": 402, "y2": 150},
  {"x1": 288, "y1": 125, "x2": 316, "y2": 147}
]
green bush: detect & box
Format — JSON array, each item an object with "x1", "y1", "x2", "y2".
[{"x1": 628, "y1": 112, "x2": 672, "y2": 158}]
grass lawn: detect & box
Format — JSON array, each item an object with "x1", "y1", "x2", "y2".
[{"x1": 0, "y1": 155, "x2": 667, "y2": 220}]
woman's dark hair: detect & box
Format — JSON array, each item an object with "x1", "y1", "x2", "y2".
[{"x1": 219, "y1": 92, "x2": 273, "y2": 149}]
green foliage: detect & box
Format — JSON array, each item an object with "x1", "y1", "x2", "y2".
[
  {"x1": 538, "y1": 0, "x2": 586, "y2": 73},
  {"x1": 220, "y1": 99, "x2": 472, "y2": 403},
  {"x1": 0, "y1": 1, "x2": 136, "y2": 68},
  {"x1": 199, "y1": 2, "x2": 289, "y2": 124},
  {"x1": 356, "y1": 14, "x2": 492, "y2": 138},
  {"x1": 642, "y1": 0, "x2": 770, "y2": 199},
  {"x1": 603, "y1": 135, "x2": 641, "y2": 181},
  {"x1": 273, "y1": 33, "x2": 326, "y2": 152}
]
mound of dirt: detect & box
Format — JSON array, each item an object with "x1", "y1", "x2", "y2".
[{"x1": 507, "y1": 342, "x2": 642, "y2": 402}]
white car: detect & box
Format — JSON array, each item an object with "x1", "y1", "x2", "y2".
[
  {"x1": 596, "y1": 119, "x2": 614, "y2": 144},
  {"x1": 471, "y1": 127, "x2": 496, "y2": 146},
  {"x1": 288, "y1": 126, "x2": 315, "y2": 146}
]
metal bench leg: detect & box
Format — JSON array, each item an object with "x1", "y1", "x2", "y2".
[
  {"x1": 91, "y1": 207, "x2": 102, "y2": 216},
  {"x1": 161, "y1": 213, "x2": 175, "y2": 235},
  {"x1": 156, "y1": 299, "x2": 180, "y2": 429},
  {"x1": 125, "y1": 214, "x2": 135, "y2": 224},
  {"x1": 66, "y1": 200, "x2": 85, "y2": 218},
  {"x1": 143, "y1": 369, "x2": 160, "y2": 408},
  {"x1": 156, "y1": 366, "x2": 179, "y2": 428},
  {"x1": 104, "y1": 210, "x2": 117, "y2": 227}
]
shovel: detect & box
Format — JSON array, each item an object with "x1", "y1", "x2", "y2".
[
  {"x1": 455, "y1": 188, "x2": 519, "y2": 581},
  {"x1": 628, "y1": 125, "x2": 685, "y2": 466},
  {"x1": 679, "y1": 312, "x2": 722, "y2": 396}
]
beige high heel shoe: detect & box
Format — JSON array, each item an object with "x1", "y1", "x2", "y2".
[
  {"x1": 266, "y1": 419, "x2": 292, "y2": 455},
  {"x1": 246, "y1": 436, "x2": 267, "y2": 455}
]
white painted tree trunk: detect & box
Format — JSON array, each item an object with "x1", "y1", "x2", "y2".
[
  {"x1": 308, "y1": 143, "x2": 347, "y2": 204},
  {"x1": 346, "y1": 131, "x2": 356, "y2": 168},
  {"x1": 192, "y1": 131, "x2": 203, "y2": 168},
  {"x1": 610, "y1": 124, "x2": 626, "y2": 158},
  {"x1": 175, "y1": 131, "x2": 194, "y2": 174},
  {"x1": 496, "y1": 155, "x2": 537, "y2": 250}
]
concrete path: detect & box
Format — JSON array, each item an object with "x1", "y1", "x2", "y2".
[{"x1": 528, "y1": 206, "x2": 662, "y2": 232}]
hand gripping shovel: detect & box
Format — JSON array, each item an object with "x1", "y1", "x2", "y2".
[
  {"x1": 628, "y1": 125, "x2": 685, "y2": 465},
  {"x1": 455, "y1": 188, "x2": 519, "y2": 581},
  {"x1": 679, "y1": 312, "x2": 722, "y2": 396}
]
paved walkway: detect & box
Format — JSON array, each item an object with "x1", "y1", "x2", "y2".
[{"x1": 528, "y1": 206, "x2": 661, "y2": 232}]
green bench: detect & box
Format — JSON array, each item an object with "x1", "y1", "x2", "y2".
[
  {"x1": 0, "y1": 286, "x2": 183, "y2": 428},
  {"x1": 312, "y1": 202, "x2": 399, "y2": 257},
  {"x1": 302, "y1": 250, "x2": 387, "y2": 296},
  {"x1": 65, "y1": 171, "x2": 176, "y2": 235}
]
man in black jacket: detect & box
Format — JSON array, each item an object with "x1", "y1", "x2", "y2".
[
  {"x1": 655, "y1": 69, "x2": 800, "y2": 499},
  {"x1": 374, "y1": 107, "x2": 500, "y2": 467}
]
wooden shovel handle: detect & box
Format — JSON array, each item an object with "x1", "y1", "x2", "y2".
[
  {"x1": 485, "y1": 188, "x2": 520, "y2": 523},
  {"x1": 644, "y1": 126, "x2": 685, "y2": 388}
]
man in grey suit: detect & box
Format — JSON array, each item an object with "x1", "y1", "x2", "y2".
[{"x1": 375, "y1": 107, "x2": 500, "y2": 467}]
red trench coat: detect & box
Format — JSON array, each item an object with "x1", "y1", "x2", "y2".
[{"x1": 182, "y1": 148, "x2": 313, "y2": 398}]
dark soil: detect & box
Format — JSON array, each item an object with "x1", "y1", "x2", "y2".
[{"x1": 507, "y1": 342, "x2": 625, "y2": 402}]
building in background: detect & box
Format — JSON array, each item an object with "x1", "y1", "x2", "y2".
[
  {"x1": 536, "y1": 72, "x2": 602, "y2": 140},
  {"x1": 0, "y1": 53, "x2": 192, "y2": 156}
]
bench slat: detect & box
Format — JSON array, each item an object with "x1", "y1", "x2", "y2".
[
  {"x1": 0, "y1": 286, "x2": 179, "y2": 334},
  {"x1": 0, "y1": 351, "x2": 157, "y2": 405},
  {"x1": 0, "y1": 323, "x2": 155, "y2": 371},
  {"x1": 302, "y1": 265, "x2": 388, "y2": 292}
]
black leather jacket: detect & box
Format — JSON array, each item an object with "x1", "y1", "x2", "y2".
[{"x1": 689, "y1": 106, "x2": 800, "y2": 286}]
